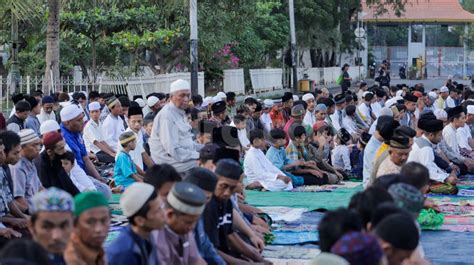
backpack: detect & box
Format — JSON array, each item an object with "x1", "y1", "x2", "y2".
[{"x1": 336, "y1": 74, "x2": 343, "y2": 85}]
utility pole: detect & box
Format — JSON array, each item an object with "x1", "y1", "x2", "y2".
[
  {"x1": 10, "y1": 15, "x2": 20, "y2": 94},
  {"x1": 289, "y1": 0, "x2": 298, "y2": 94},
  {"x1": 190, "y1": 0, "x2": 199, "y2": 96}
]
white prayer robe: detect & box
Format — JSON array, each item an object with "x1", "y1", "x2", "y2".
[
  {"x1": 408, "y1": 136, "x2": 448, "y2": 183},
  {"x1": 342, "y1": 115, "x2": 358, "y2": 135},
  {"x1": 149, "y1": 102, "x2": 202, "y2": 172},
  {"x1": 243, "y1": 146, "x2": 293, "y2": 191},
  {"x1": 303, "y1": 110, "x2": 316, "y2": 127},
  {"x1": 358, "y1": 103, "x2": 373, "y2": 125},
  {"x1": 457, "y1": 124, "x2": 472, "y2": 151},
  {"x1": 330, "y1": 109, "x2": 344, "y2": 131},
  {"x1": 83, "y1": 120, "x2": 104, "y2": 154},
  {"x1": 371, "y1": 101, "x2": 383, "y2": 118},
  {"x1": 102, "y1": 114, "x2": 125, "y2": 152},
  {"x1": 442, "y1": 124, "x2": 460, "y2": 155}
]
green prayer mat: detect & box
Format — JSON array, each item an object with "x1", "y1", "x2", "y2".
[{"x1": 245, "y1": 186, "x2": 363, "y2": 211}]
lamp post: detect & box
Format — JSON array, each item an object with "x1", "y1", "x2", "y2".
[
  {"x1": 190, "y1": 0, "x2": 199, "y2": 96},
  {"x1": 289, "y1": 0, "x2": 298, "y2": 93}
]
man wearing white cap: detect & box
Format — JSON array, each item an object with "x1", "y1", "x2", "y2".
[
  {"x1": 302, "y1": 93, "x2": 316, "y2": 126},
  {"x1": 144, "y1": 93, "x2": 166, "y2": 120},
  {"x1": 107, "y1": 183, "x2": 165, "y2": 265},
  {"x1": 149, "y1": 79, "x2": 203, "y2": 173},
  {"x1": 436, "y1": 86, "x2": 450, "y2": 109},
  {"x1": 60, "y1": 104, "x2": 102, "y2": 181},
  {"x1": 102, "y1": 96, "x2": 125, "y2": 153},
  {"x1": 423, "y1": 91, "x2": 438, "y2": 113},
  {"x1": 154, "y1": 182, "x2": 207, "y2": 264},
  {"x1": 83, "y1": 102, "x2": 116, "y2": 163},
  {"x1": 11, "y1": 129, "x2": 43, "y2": 213}
]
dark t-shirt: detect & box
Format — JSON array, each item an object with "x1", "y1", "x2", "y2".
[
  {"x1": 202, "y1": 196, "x2": 233, "y2": 253},
  {"x1": 342, "y1": 71, "x2": 351, "y2": 87}
]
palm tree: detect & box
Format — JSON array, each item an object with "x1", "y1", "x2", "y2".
[
  {"x1": 43, "y1": 0, "x2": 60, "y2": 94},
  {"x1": 0, "y1": 0, "x2": 37, "y2": 94}
]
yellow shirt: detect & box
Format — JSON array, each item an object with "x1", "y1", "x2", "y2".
[{"x1": 375, "y1": 143, "x2": 389, "y2": 161}]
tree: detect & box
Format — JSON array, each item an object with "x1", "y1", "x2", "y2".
[{"x1": 43, "y1": 0, "x2": 61, "y2": 93}]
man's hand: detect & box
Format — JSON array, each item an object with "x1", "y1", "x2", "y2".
[
  {"x1": 250, "y1": 235, "x2": 265, "y2": 252},
  {"x1": 304, "y1": 160, "x2": 317, "y2": 168},
  {"x1": 276, "y1": 175, "x2": 291, "y2": 184},
  {"x1": 9, "y1": 219, "x2": 28, "y2": 229},
  {"x1": 0, "y1": 228, "x2": 21, "y2": 239},
  {"x1": 310, "y1": 170, "x2": 324, "y2": 178},
  {"x1": 445, "y1": 175, "x2": 458, "y2": 185}
]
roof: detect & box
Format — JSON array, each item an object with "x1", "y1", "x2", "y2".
[{"x1": 361, "y1": 0, "x2": 474, "y2": 23}]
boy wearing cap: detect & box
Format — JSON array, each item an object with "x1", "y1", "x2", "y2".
[
  {"x1": 203, "y1": 159, "x2": 269, "y2": 264},
  {"x1": 114, "y1": 131, "x2": 143, "y2": 188},
  {"x1": 64, "y1": 192, "x2": 109, "y2": 265},
  {"x1": 107, "y1": 183, "x2": 165, "y2": 265},
  {"x1": 24, "y1": 96, "x2": 41, "y2": 136},
  {"x1": 260, "y1": 99, "x2": 274, "y2": 137},
  {"x1": 118, "y1": 105, "x2": 154, "y2": 173},
  {"x1": 11, "y1": 129, "x2": 43, "y2": 213},
  {"x1": 83, "y1": 101, "x2": 116, "y2": 164},
  {"x1": 209, "y1": 101, "x2": 228, "y2": 127},
  {"x1": 330, "y1": 94, "x2": 347, "y2": 131},
  {"x1": 102, "y1": 96, "x2": 125, "y2": 153},
  {"x1": 29, "y1": 187, "x2": 75, "y2": 265},
  {"x1": 7, "y1": 101, "x2": 31, "y2": 133},
  {"x1": 38, "y1": 95, "x2": 57, "y2": 123},
  {"x1": 154, "y1": 182, "x2": 207, "y2": 265}
]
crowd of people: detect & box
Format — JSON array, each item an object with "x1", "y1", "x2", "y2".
[{"x1": 0, "y1": 76, "x2": 470, "y2": 264}]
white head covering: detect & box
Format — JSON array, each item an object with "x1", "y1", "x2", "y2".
[
  {"x1": 147, "y1": 96, "x2": 159, "y2": 108},
  {"x1": 440, "y1": 86, "x2": 449, "y2": 93},
  {"x1": 120, "y1": 183, "x2": 155, "y2": 217},
  {"x1": 427, "y1": 91, "x2": 438, "y2": 101},
  {"x1": 19, "y1": 129, "x2": 39, "y2": 145},
  {"x1": 263, "y1": 99, "x2": 274, "y2": 108},
  {"x1": 40, "y1": 120, "x2": 60, "y2": 135},
  {"x1": 467, "y1": 105, "x2": 474, "y2": 115},
  {"x1": 134, "y1": 98, "x2": 146, "y2": 108},
  {"x1": 202, "y1": 97, "x2": 214, "y2": 107},
  {"x1": 170, "y1": 79, "x2": 190, "y2": 93},
  {"x1": 434, "y1": 109, "x2": 448, "y2": 120},
  {"x1": 293, "y1": 95, "x2": 299, "y2": 101},
  {"x1": 88, "y1": 102, "x2": 101, "y2": 112},
  {"x1": 216, "y1": 92, "x2": 227, "y2": 101},
  {"x1": 60, "y1": 104, "x2": 83, "y2": 122},
  {"x1": 395, "y1": 90, "x2": 404, "y2": 97},
  {"x1": 302, "y1": 93, "x2": 315, "y2": 102}
]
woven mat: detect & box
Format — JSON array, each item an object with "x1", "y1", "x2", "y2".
[{"x1": 264, "y1": 245, "x2": 320, "y2": 260}]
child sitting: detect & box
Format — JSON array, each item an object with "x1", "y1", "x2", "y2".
[
  {"x1": 113, "y1": 131, "x2": 144, "y2": 189},
  {"x1": 266, "y1": 128, "x2": 306, "y2": 187},
  {"x1": 286, "y1": 124, "x2": 335, "y2": 185},
  {"x1": 196, "y1": 120, "x2": 216, "y2": 145},
  {"x1": 60, "y1": 151, "x2": 96, "y2": 192},
  {"x1": 231, "y1": 114, "x2": 250, "y2": 150},
  {"x1": 352, "y1": 132, "x2": 371, "y2": 179},
  {"x1": 243, "y1": 129, "x2": 293, "y2": 191},
  {"x1": 331, "y1": 128, "x2": 352, "y2": 175}
]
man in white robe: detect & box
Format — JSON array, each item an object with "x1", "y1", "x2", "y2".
[
  {"x1": 302, "y1": 93, "x2": 316, "y2": 127},
  {"x1": 102, "y1": 97, "x2": 125, "y2": 153}
]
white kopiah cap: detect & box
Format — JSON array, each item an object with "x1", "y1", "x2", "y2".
[
  {"x1": 40, "y1": 120, "x2": 60, "y2": 135},
  {"x1": 88, "y1": 102, "x2": 101, "y2": 112},
  {"x1": 60, "y1": 104, "x2": 83, "y2": 122},
  {"x1": 440, "y1": 86, "x2": 449, "y2": 93},
  {"x1": 134, "y1": 98, "x2": 146, "y2": 108},
  {"x1": 302, "y1": 93, "x2": 315, "y2": 102},
  {"x1": 170, "y1": 79, "x2": 190, "y2": 93},
  {"x1": 147, "y1": 96, "x2": 159, "y2": 108},
  {"x1": 120, "y1": 183, "x2": 155, "y2": 217}
]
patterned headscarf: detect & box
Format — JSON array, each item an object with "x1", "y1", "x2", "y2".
[{"x1": 31, "y1": 187, "x2": 74, "y2": 213}]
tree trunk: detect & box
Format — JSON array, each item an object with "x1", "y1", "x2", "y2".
[
  {"x1": 92, "y1": 37, "x2": 97, "y2": 82},
  {"x1": 43, "y1": 0, "x2": 60, "y2": 94}
]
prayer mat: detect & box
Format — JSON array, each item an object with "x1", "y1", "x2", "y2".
[
  {"x1": 421, "y1": 231, "x2": 474, "y2": 264},
  {"x1": 246, "y1": 186, "x2": 362, "y2": 210},
  {"x1": 265, "y1": 258, "x2": 312, "y2": 265},
  {"x1": 271, "y1": 231, "x2": 319, "y2": 245},
  {"x1": 264, "y1": 245, "x2": 320, "y2": 260},
  {"x1": 443, "y1": 215, "x2": 474, "y2": 225},
  {"x1": 259, "y1": 207, "x2": 306, "y2": 222},
  {"x1": 458, "y1": 188, "x2": 474, "y2": 197},
  {"x1": 290, "y1": 186, "x2": 335, "y2": 192},
  {"x1": 437, "y1": 204, "x2": 474, "y2": 216},
  {"x1": 440, "y1": 224, "x2": 474, "y2": 232}
]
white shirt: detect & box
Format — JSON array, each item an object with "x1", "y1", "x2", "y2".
[
  {"x1": 102, "y1": 114, "x2": 125, "y2": 152},
  {"x1": 260, "y1": 113, "x2": 273, "y2": 134},
  {"x1": 331, "y1": 144, "x2": 351, "y2": 171},
  {"x1": 117, "y1": 128, "x2": 145, "y2": 170},
  {"x1": 457, "y1": 124, "x2": 472, "y2": 151},
  {"x1": 442, "y1": 124, "x2": 460, "y2": 155},
  {"x1": 303, "y1": 110, "x2": 316, "y2": 127},
  {"x1": 83, "y1": 120, "x2": 104, "y2": 154},
  {"x1": 37, "y1": 109, "x2": 56, "y2": 124},
  {"x1": 64, "y1": 144, "x2": 97, "y2": 192},
  {"x1": 408, "y1": 136, "x2": 449, "y2": 183},
  {"x1": 330, "y1": 108, "x2": 345, "y2": 131},
  {"x1": 371, "y1": 101, "x2": 383, "y2": 118},
  {"x1": 445, "y1": 96, "x2": 456, "y2": 108},
  {"x1": 358, "y1": 103, "x2": 373, "y2": 125},
  {"x1": 343, "y1": 115, "x2": 358, "y2": 135},
  {"x1": 243, "y1": 146, "x2": 293, "y2": 191},
  {"x1": 230, "y1": 121, "x2": 250, "y2": 148}
]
